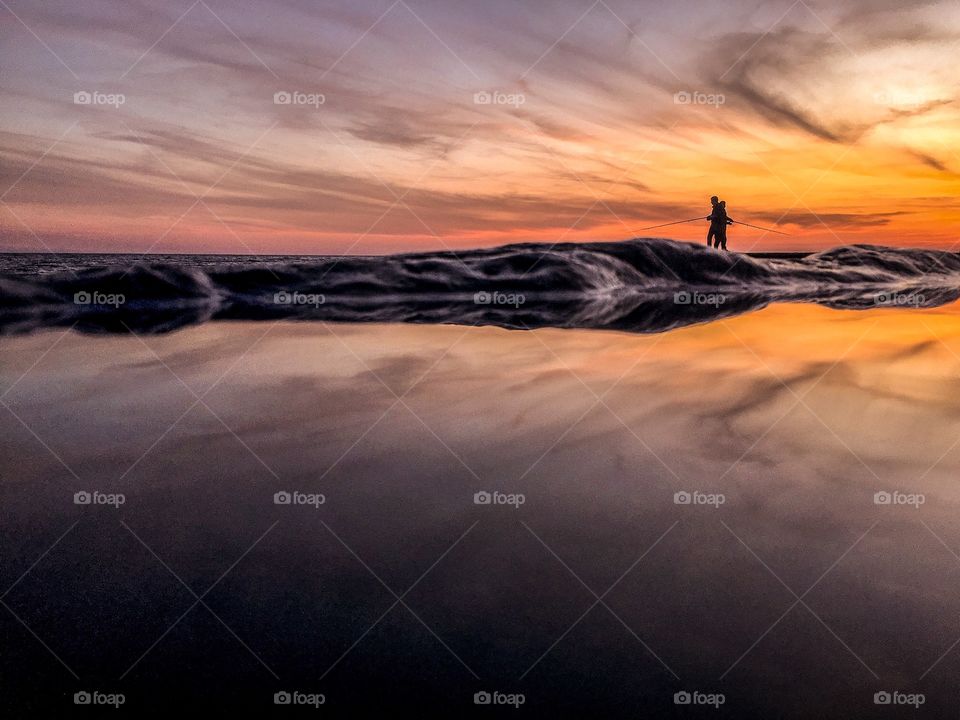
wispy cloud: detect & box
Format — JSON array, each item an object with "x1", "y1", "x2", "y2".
[{"x1": 2, "y1": 0, "x2": 959, "y2": 251}]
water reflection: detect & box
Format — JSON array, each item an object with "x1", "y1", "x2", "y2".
[{"x1": 2, "y1": 303, "x2": 960, "y2": 716}]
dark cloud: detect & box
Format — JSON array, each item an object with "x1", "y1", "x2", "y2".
[
  {"x1": 882, "y1": 99, "x2": 954, "y2": 122},
  {"x1": 721, "y1": 77, "x2": 852, "y2": 143},
  {"x1": 750, "y1": 210, "x2": 908, "y2": 229},
  {"x1": 698, "y1": 27, "x2": 862, "y2": 142},
  {"x1": 909, "y1": 151, "x2": 950, "y2": 172}
]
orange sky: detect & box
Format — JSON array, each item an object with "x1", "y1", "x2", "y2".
[{"x1": 1, "y1": 0, "x2": 959, "y2": 255}]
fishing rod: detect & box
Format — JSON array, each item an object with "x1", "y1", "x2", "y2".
[
  {"x1": 637, "y1": 217, "x2": 706, "y2": 231},
  {"x1": 731, "y1": 220, "x2": 791, "y2": 236},
  {"x1": 639, "y1": 216, "x2": 792, "y2": 235}
]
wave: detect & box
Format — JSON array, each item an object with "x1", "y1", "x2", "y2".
[{"x1": 2, "y1": 239, "x2": 959, "y2": 335}]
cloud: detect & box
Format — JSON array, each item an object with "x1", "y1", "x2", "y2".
[
  {"x1": 749, "y1": 210, "x2": 907, "y2": 229},
  {"x1": 696, "y1": 26, "x2": 863, "y2": 142},
  {"x1": 2, "y1": 0, "x2": 960, "y2": 251},
  {"x1": 908, "y1": 151, "x2": 950, "y2": 172},
  {"x1": 720, "y1": 77, "x2": 852, "y2": 142},
  {"x1": 513, "y1": 111, "x2": 594, "y2": 143},
  {"x1": 348, "y1": 120, "x2": 435, "y2": 147},
  {"x1": 0, "y1": 125, "x2": 675, "y2": 243},
  {"x1": 694, "y1": 4, "x2": 959, "y2": 143}
]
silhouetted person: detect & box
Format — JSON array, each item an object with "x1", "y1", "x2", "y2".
[
  {"x1": 706, "y1": 196, "x2": 721, "y2": 247},
  {"x1": 715, "y1": 200, "x2": 735, "y2": 250},
  {"x1": 706, "y1": 197, "x2": 735, "y2": 250}
]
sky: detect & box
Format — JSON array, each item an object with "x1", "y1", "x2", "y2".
[{"x1": 1, "y1": 0, "x2": 959, "y2": 255}]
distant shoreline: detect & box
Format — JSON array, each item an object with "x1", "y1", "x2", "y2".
[
  {"x1": 746, "y1": 252, "x2": 812, "y2": 259},
  {"x1": 0, "y1": 249, "x2": 817, "y2": 259},
  {"x1": 3, "y1": 248, "x2": 957, "y2": 261}
]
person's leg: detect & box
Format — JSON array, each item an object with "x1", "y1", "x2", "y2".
[{"x1": 707, "y1": 227, "x2": 715, "y2": 246}]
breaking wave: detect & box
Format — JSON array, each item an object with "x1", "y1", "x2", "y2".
[{"x1": 2, "y1": 239, "x2": 959, "y2": 335}]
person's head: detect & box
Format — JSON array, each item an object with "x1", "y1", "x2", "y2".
[
  {"x1": 710, "y1": 195, "x2": 719, "y2": 205},
  {"x1": 720, "y1": 200, "x2": 726, "y2": 208}
]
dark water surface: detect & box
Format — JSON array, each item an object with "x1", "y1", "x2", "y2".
[{"x1": 3, "y1": 305, "x2": 960, "y2": 716}]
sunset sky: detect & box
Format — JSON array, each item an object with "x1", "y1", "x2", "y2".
[{"x1": 1, "y1": 0, "x2": 959, "y2": 254}]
